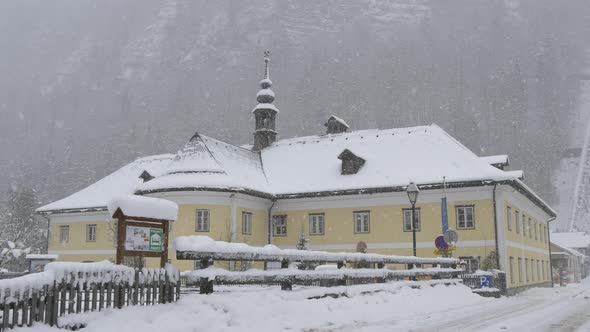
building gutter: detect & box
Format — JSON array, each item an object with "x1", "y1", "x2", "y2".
[
  {"x1": 547, "y1": 216, "x2": 557, "y2": 287},
  {"x1": 492, "y1": 183, "x2": 501, "y2": 269}
]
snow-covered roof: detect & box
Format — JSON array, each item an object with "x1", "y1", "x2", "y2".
[
  {"x1": 551, "y1": 242, "x2": 585, "y2": 258},
  {"x1": 108, "y1": 195, "x2": 178, "y2": 221},
  {"x1": 261, "y1": 125, "x2": 516, "y2": 195},
  {"x1": 37, "y1": 154, "x2": 174, "y2": 213},
  {"x1": 480, "y1": 155, "x2": 510, "y2": 167},
  {"x1": 505, "y1": 170, "x2": 524, "y2": 180},
  {"x1": 38, "y1": 124, "x2": 554, "y2": 217},
  {"x1": 138, "y1": 134, "x2": 270, "y2": 195},
  {"x1": 551, "y1": 232, "x2": 590, "y2": 249}
]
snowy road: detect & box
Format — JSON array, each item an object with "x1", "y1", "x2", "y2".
[
  {"x1": 333, "y1": 281, "x2": 590, "y2": 332},
  {"x1": 19, "y1": 280, "x2": 590, "y2": 332}
]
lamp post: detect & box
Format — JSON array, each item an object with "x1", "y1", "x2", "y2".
[{"x1": 406, "y1": 182, "x2": 420, "y2": 257}]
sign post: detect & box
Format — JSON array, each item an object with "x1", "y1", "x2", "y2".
[{"x1": 113, "y1": 209, "x2": 171, "y2": 268}]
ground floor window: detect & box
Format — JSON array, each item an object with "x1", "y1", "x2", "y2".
[
  {"x1": 525, "y1": 258, "x2": 530, "y2": 282},
  {"x1": 242, "y1": 212, "x2": 252, "y2": 235},
  {"x1": 354, "y1": 211, "x2": 370, "y2": 233},
  {"x1": 518, "y1": 258, "x2": 523, "y2": 283},
  {"x1": 456, "y1": 206, "x2": 475, "y2": 229},
  {"x1": 59, "y1": 225, "x2": 69, "y2": 243},
  {"x1": 86, "y1": 224, "x2": 97, "y2": 242},
  {"x1": 509, "y1": 257, "x2": 515, "y2": 284},
  {"x1": 273, "y1": 215, "x2": 287, "y2": 236},
  {"x1": 309, "y1": 213, "x2": 325, "y2": 235},
  {"x1": 402, "y1": 208, "x2": 421, "y2": 232}
]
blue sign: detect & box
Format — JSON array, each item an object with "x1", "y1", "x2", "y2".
[
  {"x1": 480, "y1": 275, "x2": 491, "y2": 288},
  {"x1": 441, "y1": 197, "x2": 449, "y2": 233}
]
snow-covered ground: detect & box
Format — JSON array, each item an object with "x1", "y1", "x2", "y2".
[{"x1": 18, "y1": 280, "x2": 590, "y2": 332}]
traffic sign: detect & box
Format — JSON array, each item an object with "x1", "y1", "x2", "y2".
[
  {"x1": 444, "y1": 229, "x2": 458, "y2": 243},
  {"x1": 435, "y1": 235, "x2": 448, "y2": 250}
]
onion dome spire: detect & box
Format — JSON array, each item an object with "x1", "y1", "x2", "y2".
[
  {"x1": 256, "y1": 51, "x2": 275, "y2": 104},
  {"x1": 252, "y1": 51, "x2": 279, "y2": 150}
]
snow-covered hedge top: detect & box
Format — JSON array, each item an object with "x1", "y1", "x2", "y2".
[
  {"x1": 107, "y1": 195, "x2": 178, "y2": 221},
  {"x1": 174, "y1": 236, "x2": 459, "y2": 265}
]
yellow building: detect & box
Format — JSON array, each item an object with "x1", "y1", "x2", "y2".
[{"x1": 37, "y1": 55, "x2": 555, "y2": 294}]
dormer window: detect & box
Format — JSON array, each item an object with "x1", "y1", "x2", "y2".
[
  {"x1": 139, "y1": 170, "x2": 155, "y2": 183},
  {"x1": 338, "y1": 149, "x2": 365, "y2": 175},
  {"x1": 325, "y1": 115, "x2": 350, "y2": 134}
]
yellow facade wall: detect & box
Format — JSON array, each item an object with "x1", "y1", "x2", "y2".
[
  {"x1": 502, "y1": 200, "x2": 551, "y2": 287},
  {"x1": 272, "y1": 199, "x2": 496, "y2": 258}
]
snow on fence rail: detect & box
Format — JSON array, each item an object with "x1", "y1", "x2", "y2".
[
  {"x1": 0, "y1": 261, "x2": 180, "y2": 330},
  {"x1": 175, "y1": 236, "x2": 459, "y2": 265},
  {"x1": 183, "y1": 267, "x2": 463, "y2": 285}
]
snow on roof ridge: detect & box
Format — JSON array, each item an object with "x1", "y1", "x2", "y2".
[{"x1": 270, "y1": 124, "x2": 435, "y2": 148}]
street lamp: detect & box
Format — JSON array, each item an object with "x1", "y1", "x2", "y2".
[{"x1": 406, "y1": 182, "x2": 420, "y2": 257}]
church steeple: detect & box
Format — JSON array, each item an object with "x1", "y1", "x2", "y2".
[{"x1": 252, "y1": 51, "x2": 279, "y2": 151}]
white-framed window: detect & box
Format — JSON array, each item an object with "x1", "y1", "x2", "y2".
[
  {"x1": 59, "y1": 225, "x2": 69, "y2": 243},
  {"x1": 196, "y1": 209, "x2": 210, "y2": 232},
  {"x1": 309, "y1": 213, "x2": 325, "y2": 235},
  {"x1": 403, "y1": 208, "x2": 421, "y2": 232},
  {"x1": 459, "y1": 256, "x2": 480, "y2": 273},
  {"x1": 534, "y1": 222, "x2": 538, "y2": 240},
  {"x1": 506, "y1": 206, "x2": 512, "y2": 231},
  {"x1": 522, "y1": 214, "x2": 526, "y2": 237},
  {"x1": 531, "y1": 259, "x2": 536, "y2": 281},
  {"x1": 541, "y1": 261, "x2": 545, "y2": 280},
  {"x1": 525, "y1": 258, "x2": 529, "y2": 282},
  {"x1": 518, "y1": 257, "x2": 523, "y2": 283},
  {"x1": 537, "y1": 260, "x2": 541, "y2": 281},
  {"x1": 354, "y1": 211, "x2": 370, "y2": 233},
  {"x1": 456, "y1": 206, "x2": 475, "y2": 229},
  {"x1": 515, "y1": 210, "x2": 520, "y2": 234},
  {"x1": 86, "y1": 224, "x2": 97, "y2": 242},
  {"x1": 273, "y1": 215, "x2": 287, "y2": 236},
  {"x1": 242, "y1": 212, "x2": 252, "y2": 235},
  {"x1": 528, "y1": 218, "x2": 532, "y2": 238},
  {"x1": 509, "y1": 257, "x2": 515, "y2": 284}
]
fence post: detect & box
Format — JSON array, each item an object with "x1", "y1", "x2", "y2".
[
  {"x1": 133, "y1": 270, "x2": 139, "y2": 305},
  {"x1": 280, "y1": 259, "x2": 292, "y2": 291}
]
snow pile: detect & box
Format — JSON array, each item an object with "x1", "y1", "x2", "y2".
[
  {"x1": 174, "y1": 236, "x2": 459, "y2": 265},
  {"x1": 29, "y1": 280, "x2": 489, "y2": 332},
  {"x1": 107, "y1": 195, "x2": 178, "y2": 220},
  {"x1": 183, "y1": 266, "x2": 462, "y2": 283}
]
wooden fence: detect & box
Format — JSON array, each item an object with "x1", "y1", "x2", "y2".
[
  {"x1": 181, "y1": 266, "x2": 464, "y2": 294},
  {"x1": 175, "y1": 236, "x2": 462, "y2": 294},
  {"x1": 0, "y1": 264, "x2": 180, "y2": 330}
]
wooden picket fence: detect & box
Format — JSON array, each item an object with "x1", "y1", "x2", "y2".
[{"x1": 0, "y1": 265, "x2": 180, "y2": 330}]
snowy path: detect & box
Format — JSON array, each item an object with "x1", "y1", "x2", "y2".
[
  {"x1": 333, "y1": 281, "x2": 590, "y2": 332},
  {"x1": 17, "y1": 280, "x2": 590, "y2": 332}
]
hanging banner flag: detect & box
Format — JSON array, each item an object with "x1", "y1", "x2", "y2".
[
  {"x1": 441, "y1": 176, "x2": 449, "y2": 233},
  {"x1": 441, "y1": 196, "x2": 449, "y2": 233}
]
